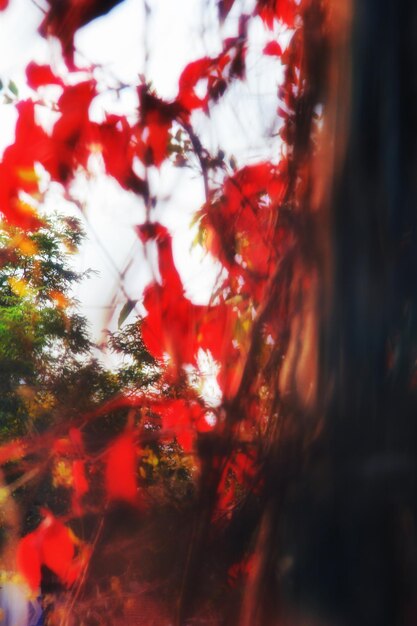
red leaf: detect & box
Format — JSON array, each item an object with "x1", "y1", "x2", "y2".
[
  {"x1": 26, "y1": 62, "x2": 63, "y2": 89},
  {"x1": 69, "y1": 427, "x2": 84, "y2": 451},
  {"x1": 143, "y1": 113, "x2": 172, "y2": 166},
  {"x1": 0, "y1": 85, "x2": 96, "y2": 230},
  {"x1": 46, "y1": 80, "x2": 96, "y2": 182},
  {"x1": 138, "y1": 223, "x2": 199, "y2": 364},
  {"x1": 41, "y1": 516, "x2": 77, "y2": 585},
  {"x1": 137, "y1": 222, "x2": 243, "y2": 400},
  {"x1": 137, "y1": 222, "x2": 184, "y2": 293},
  {"x1": 228, "y1": 553, "x2": 256, "y2": 586},
  {"x1": 177, "y1": 57, "x2": 213, "y2": 111},
  {"x1": 137, "y1": 87, "x2": 180, "y2": 166},
  {"x1": 0, "y1": 439, "x2": 26, "y2": 464},
  {"x1": 99, "y1": 115, "x2": 147, "y2": 194},
  {"x1": 53, "y1": 81, "x2": 95, "y2": 145},
  {"x1": 256, "y1": 0, "x2": 297, "y2": 29},
  {"x1": 72, "y1": 460, "x2": 88, "y2": 499},
  {"x1": 202, "y1": 162, "x2": 285, "y2": 288},
  {"x1": 0, "y1": 101, "x2": 49, "y2": 230},
  {"x1": 158, "y1": 399, "x2": 205, "y2": 452},
  {"x1": 52, "y1": 428, "x2": 84, "y2": 456},
  {"x1": 17, "y1": 534, "x2": 41, "y2": 591},
  {"x1": 263, "y1": 41, "x2": 282, "y2": 57},
  {"x1": 17, "y1": 513, "x2": 79, "y2": 590},
  {"x1": 72, "y1": 460, "x2": 89, "y2": 515},
  {"x1": 105, "y1": 432, "x2": 138, "y2": 504},
  {"x1": 177, "y1": 44, "x2": 246, "y2": 111}
]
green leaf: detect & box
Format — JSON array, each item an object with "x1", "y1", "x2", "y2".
[
  {"x1": 8, "y1": 80, "x2": 18, "y2": 96},
  {"x1": 118, "y1": 299, "x2": 137, "y2": 328}
]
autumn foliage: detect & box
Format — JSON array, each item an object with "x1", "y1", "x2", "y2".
[{"x1": 0, "y1": 0, "x2": 330, "y2": 624}]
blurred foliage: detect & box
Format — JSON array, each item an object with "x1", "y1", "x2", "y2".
[
  {"x1": 0, "y1": 216, "x2": 91, "y2": 439},
  {"x1": 0, "y1": 214, "x2": 196, "y2": 546}
]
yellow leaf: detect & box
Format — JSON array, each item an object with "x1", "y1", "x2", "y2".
[
  {"x1": 17, "y1": 167, "x2": 39, "y2": 184},
  {"x1": 11, "y1": 233, "x2": 38, "y2": 256},
  {"x1": 0, "y1": 487, "x2": 9, "y2": 505},
  {"x1": 8, "y1": 276, "x2": 30, "y2": 297},
  {"x1": 142, "y1": 448, "x2": 159, "y2": 467},
  {"x1": 52, "y1": 459, "x2": 73, "y2": 488}
]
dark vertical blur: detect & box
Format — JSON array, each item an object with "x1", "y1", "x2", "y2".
[
  {"x1": 284, "y1": 1, "x2": 417, "y2": 625},
  {"x1": 172, "y1": 2, "x2": 417, "y2": 624}
]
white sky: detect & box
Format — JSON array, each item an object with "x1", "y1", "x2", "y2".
[{"x1": 0, "y1": 0, "x2": 285, "y2": 359}]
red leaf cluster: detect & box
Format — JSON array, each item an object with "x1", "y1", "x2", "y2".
[
  {"x1": 83, "y1": 392, "x2": 214, "y2": 453},
  {"x1": 256, "y1": 0, "x2": 298, "y2": 29},
  {"x1": 177, "y1": 38, "x2": 247, "y2": 114},
  {"x1": 137, "y1": 222, "x2": 245, "y2": 398},
  {"x1": 0, "y1": 0, "x2": 313, "y2": 604},
  {"x1": 17, "y1": 512, "x2": 81, "y2": 590},
  {"x1": 227, "y1": 553, "x2": 256, "y2": 587},
  {"x1": 147, "y1": 398, "x2": 213, "y2": 453},
  {"x1": 203, "y1": 163, "x2": 287, "y2": 302},
  {"x1": 0, "y1": 75, "x2": 152, "y2": 228},
  {"x1": 217, "y1": 449, "x2": 259, "y2": 515}
]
